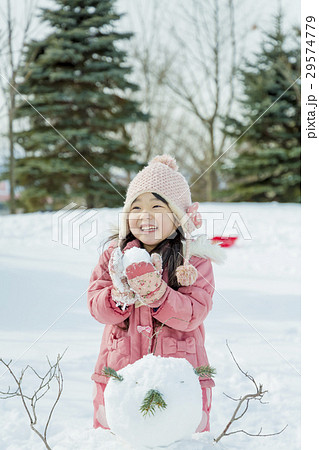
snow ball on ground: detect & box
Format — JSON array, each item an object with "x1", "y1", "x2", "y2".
[{"x1": 105, "y1": 354, "x2": 203, "y2": 448}]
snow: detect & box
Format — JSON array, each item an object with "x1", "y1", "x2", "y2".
[
  {"x1": 105, "y1": 354, "x2": 203, "y2": 448},
  {"x1": 123, "y1": 247, "x2": 152, "y2": 266},
  {"x1": 0, "y1": 202, "x2": 300, "y2": 449}
]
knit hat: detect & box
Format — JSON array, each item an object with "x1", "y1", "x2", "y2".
[{"x1": 118, "y1": 154, "x2": 203, "y2": 286}]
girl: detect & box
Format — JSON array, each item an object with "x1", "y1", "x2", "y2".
[{"x1": 87, "y1": 154, "x2": 225, "y2": 433}]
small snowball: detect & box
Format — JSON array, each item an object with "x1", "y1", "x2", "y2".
[{"x1": 122, "y1": 248, "x2": 151, "y2": 270}]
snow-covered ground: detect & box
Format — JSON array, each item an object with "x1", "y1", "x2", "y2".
[{"x1": 0, "y1": 202, "x2": 300, "y2": 449}]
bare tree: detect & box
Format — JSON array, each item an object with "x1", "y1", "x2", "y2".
[
  {"x1": 0, "y1": 352, "x2": 65, "y2": 450},
  {"x1": 0, "y1": 0, "x2": 38, "y2": 214},
  {"x1": 161, "y1": 0, "x2": 240, "y2": 201},
  {"x1": 124, "y1": 0, "x2": 181, "y2": 166},
  {"x1": 123, "y1": 0, "x2": 208, "y2": 183},
  {"x1": 124, "y1": 0, "x2": 258, "y2": 201},
  {"x1": 214, "y1": 341, "x2": 288, "y2": 444}
]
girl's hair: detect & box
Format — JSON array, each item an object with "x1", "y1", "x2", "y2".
[{"x1": 104, "y1": 192, "x2": 186, "y2": 331}]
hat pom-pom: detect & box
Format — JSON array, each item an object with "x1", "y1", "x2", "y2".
[
  {"x1": 176, "y1": 263, "x2": 198, "y2": 286},
  {"x1": 149, "y1": 154, "x2": 178, "y2": 171}
]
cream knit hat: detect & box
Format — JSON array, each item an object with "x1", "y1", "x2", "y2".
[{"x1": 118, "y1": 154, "x2": 203, "y2": 286}]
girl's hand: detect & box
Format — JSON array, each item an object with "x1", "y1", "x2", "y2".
[
  {"x1": 111, "y1": 285, "x2": 137, "y2": 310},
  {"x1": 122, "y1": 248, "x2": 167, "y2": 306},
  {"x1": 108, "y1": 247, "x2": 138, "y2": 309}
]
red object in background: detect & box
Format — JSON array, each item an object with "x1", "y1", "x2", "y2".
[
  {"x1": 0, "y1": 180, "x2": 10, "y2": 202},
  {"x1": 211, "y1": 236, "x2": 238, "y2": 247}
]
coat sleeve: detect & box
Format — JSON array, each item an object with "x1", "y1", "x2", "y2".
[
  {"x1": 151, "y1": 257, "x2": 215, "y2": 332},
  {"x1": 87, "y1": 241, "x2": 133, "y2": 325}
]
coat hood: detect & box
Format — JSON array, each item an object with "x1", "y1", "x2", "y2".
[{"x1": 182, "y1": 234, "x2": 226, "y2": 265}]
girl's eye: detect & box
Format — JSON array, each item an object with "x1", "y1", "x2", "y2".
[{"x1": 131, "y1": 205, "x2": 162, "y2": 210}]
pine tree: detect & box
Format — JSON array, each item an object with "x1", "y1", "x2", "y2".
[
  {"x1": 11, "y1": 0, "x2": 148, "y2": 212},
  {"x1": 219, "y1": 13, "x2": 300, "y2": 202}
]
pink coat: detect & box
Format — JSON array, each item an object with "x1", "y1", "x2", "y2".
[{"x1": 87, "y1": 238, "x2": 215, "y2": 389}]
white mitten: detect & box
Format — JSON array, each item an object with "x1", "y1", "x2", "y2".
[
  {"x1": 108, "y1": 247, "x2": 126, "y2": 292},
  {"x1": 108, "y1": 247, "x2": 138, "y2": 309}
]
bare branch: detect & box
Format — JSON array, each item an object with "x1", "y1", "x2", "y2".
[
  {"x1": 0, "y1": 357, "x2": 35, "y2": 424},
  {"x1": 214, "y1": 341, "x2": 288, "y2": 444},
  {"x1": 217, "y1": 0, "x2": 237, "y2": 154},
  {"x1": 0, "y1": 350, "x2": 66, "y2": 450},
  {"x1": 226, "y1": 340, "x2": 259, "y2": 390},
  {"x1": 15, "y1": 5, "x2": 33, "y2": 71},
  {"x1": 226, "y1": 424, "x2": 288, "y2": 438},
  {"x1": 44, "y1": 354, "x2": 64, "y2": 440},
  {"x1": 158, "y1": 0, "x2": 242, "y2": 201}
]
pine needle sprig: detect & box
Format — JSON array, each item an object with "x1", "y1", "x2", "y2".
[
  {"x1": 194, "y1": 365, "x2": 216, "y2": 378},
  {"x1": 102, "y1": 367, "x2": 124, "y2": 382},
  {"x1": 140, "y1": 389, "x2": 167, "y2": 417}
]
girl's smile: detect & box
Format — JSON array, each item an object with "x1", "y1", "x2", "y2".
[
  {"x1": 139, "y1": 224, "x2": 158, "y2": 232},
  {"x1": 128, "y1": 192, "x2": 178, "y2": 252}
]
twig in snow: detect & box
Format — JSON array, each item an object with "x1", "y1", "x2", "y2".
[
  {"x1": 0, "y1": 350, "x2": 66, "y2": 450},
  {"x1": 214, "y1": 341, "x2": 288, "y2": 444}
]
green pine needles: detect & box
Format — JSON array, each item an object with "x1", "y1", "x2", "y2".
[
  {"x1": 194, "y1": 365, "x2": 216, "y2": 378},
  {"x1": 101, "y1": 363, "x2": 216, "y2": 418},
  {"x1": 102, "y1": 367, "x2": 123, "y2": 382},
  {"x1": 140, "y1": 389, "x2": 167, "y2": 417}
]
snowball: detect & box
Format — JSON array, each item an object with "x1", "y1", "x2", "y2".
[
  {"x1": 105, "y1": 354, "x2": 203, "y2": 448},
  {"x1": 122, "y1": 247, "x2": 152, "y2": 270}
]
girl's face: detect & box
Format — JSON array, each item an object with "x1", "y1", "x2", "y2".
[{"x1": 128, "y1": 192, "x2": 179, "y2": 253}]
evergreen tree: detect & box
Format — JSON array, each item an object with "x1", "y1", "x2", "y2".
[
  {"x1": 219, "y1": 13, "x2": 300, "y2": 202},
  {"x1": 11, "y1": 0, "x2": 148, "y2": 212}
]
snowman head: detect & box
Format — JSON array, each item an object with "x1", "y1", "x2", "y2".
[
  {"x1": 102, "y1": 355, "x2": 216, "y2": 448},
  {"x1": 103, "y1": 360, "x2": 215, "y2": 417}
]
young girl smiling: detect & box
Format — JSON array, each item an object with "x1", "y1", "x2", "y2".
[{"x1": 87, "y1": 154, "x2": 225, "y2": 433}]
